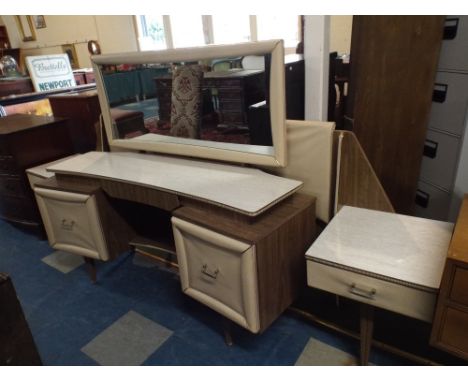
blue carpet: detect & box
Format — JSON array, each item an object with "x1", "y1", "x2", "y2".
[
  {"x1": 118, "y1": 98, "x2": 158, "y2": 120},
  {"x1": 0, "y1": 218, "x2": 410, "y2": 366}
]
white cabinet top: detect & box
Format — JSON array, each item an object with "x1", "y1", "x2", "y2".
[
  {"x1": 306, "y1": 206, "x2": 454, "y2": 289},
  {"x1": 47, "y1": 151, "x2": 302, "y2": 216}
]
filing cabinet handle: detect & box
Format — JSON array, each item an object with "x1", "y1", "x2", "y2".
[
  {"x1": 415, "y1": 190, "x2": 430, "y2": 208},
  {"x1": 433, "y1": 83, "x2": 448, "y2": 103},
  {"x1": 423, "y1": 139, "x2": 438, "y2": 159},
  {"x1": 349, "y1": 283, "x2": 376, "y2": 300},
  {"x1": 443, "y1": 18, "x2": 459, "y2": 40},
  {"x1": 61, "y1": 219, "x2": 75, "y2": 231},
  {"x1": 201, "y1": 264, "x2": 219, "y2": 279}
]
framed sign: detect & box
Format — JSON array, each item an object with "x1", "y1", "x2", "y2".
[
  {"x1": 15, "y1": 16, "x2": 36, "y2": 42},
  {"x1": 25, "y1": 54, "x2": 77, "y2": 92}
]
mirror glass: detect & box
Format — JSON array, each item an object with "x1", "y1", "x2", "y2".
[{"x1": 92, "y1": 40, "x2": 286, "y2": 167}]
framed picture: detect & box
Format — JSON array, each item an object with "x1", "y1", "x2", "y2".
[
  {"x1": 62, "y1": 44, "x2": 79, "y2": 69},
  {"x1": 33, "y1": 16, "x2": 46, "y2": 29},
  {"x1": 14, "y1": 16, "x2": 36, "y2": 42}
]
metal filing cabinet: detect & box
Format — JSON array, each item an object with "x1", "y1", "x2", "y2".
[{"x1": 415, "y1": 16, "x2": 468, "y2": 221}]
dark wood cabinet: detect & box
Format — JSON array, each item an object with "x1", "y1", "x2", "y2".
[
  {"x1": 49, "y1": 90, "x2": 100, "y2": 152},
  {"x1": 346, "y1": 16, "x2": 445, "y2": 214},
  {"x1": 0, "y1": 114, "x2": 74, "y2": 228},
  {"x1": 0, "y1": 26, "x2": 10, "y2": 49}
]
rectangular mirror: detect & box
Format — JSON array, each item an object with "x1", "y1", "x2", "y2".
[{"x1": 92, "y1": 40, "x2": 287, "y2": 167}]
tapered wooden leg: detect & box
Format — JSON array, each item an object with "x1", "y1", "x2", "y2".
[
  {"x1": 84, "y1": 257, "x2": 97, "y2": 283},
  {"x1": 359, "y1": 304, "x2": 374, "y2": 365},
  {"x1": 223, "y1": 318, "x2": 233, "y2": 347}
]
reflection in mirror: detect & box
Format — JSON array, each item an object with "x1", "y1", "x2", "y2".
[
  {"x1": 99, "y1": 54, "x2": 272, "y2": 147},
  {"x1": 92, "y1": 40, "x2": 286, "y2": 167}
]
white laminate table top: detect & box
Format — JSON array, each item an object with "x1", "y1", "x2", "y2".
[
  {"x1": 305, "y1": 206, "x2": 454, "y2": 289},
  {"x1": 46, "y1": 151, "x2": 302, "y2": 216}
]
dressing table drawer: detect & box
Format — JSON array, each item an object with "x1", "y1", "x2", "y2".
[
  {"x1": 172, "y1": 217, "x2": 260, "y2": 333},
  {"x1": 307, "y1": 260, "x2": 437, "y2": 322},
  {"x1": 34, "y1": 187, "x2": 109, "y2": 260}
]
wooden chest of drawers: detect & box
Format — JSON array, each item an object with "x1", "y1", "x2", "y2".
[
  {"x1": 0, "y1": 114, "x2": 74, "y2": 228},
  {"x1": 431, "y1": 195, "x2": 468, "y2": 360}
]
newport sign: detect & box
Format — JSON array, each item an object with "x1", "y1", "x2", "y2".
[{"x1": 26, "y1": 54, "x2": 76, "y2": 92}]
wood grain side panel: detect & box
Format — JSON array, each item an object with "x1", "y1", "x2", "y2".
[
  {"x1": 349, "y1": 16, "x2": 444, "y2": 214},
  {"x1": 54, "y1": 173, "x2": 180, "y2": 211},
  {"x1": 337, "y1": 131, "x2": 395, "y2": 213},
  {"x1": 256, "y1": 200, "x2": 316, "y2": 331}
]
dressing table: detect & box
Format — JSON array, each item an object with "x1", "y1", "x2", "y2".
[
  {"x1": 31, "y1": 40, "x2": 319, "y2": 336},
  {"x1": 33, "y1": 151, "x2": 315, "y2": 334}
]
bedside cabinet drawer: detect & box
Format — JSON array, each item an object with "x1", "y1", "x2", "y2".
[
  {"x1": 307, "y1": 260, "x2": 437, "y2": 322},
  {"x1": 34, "y1": 187, "x2": 109, "y2": 260},
  {"x1": 172, "y1": 217, "x2": 260, "y2": 333}
]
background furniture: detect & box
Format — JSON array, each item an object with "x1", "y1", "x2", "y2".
[
  {"x1": 346, "y1": 16, "x2": 445, "y2": 214},
  {"x1": 0, "y1": 26, "x2": 11, "y2": 49},
  {"x1": 110, "y1": 108, "x2": 147, "y2": 139},
  {"x1": 0, "y1": 78, "x2": 34, "y2": 98},
  {"x1": 0, "y1": 114, "x2": 74, "y2": 230},
  {"x1": 49, "y1": 90, "x2": 100, "y2": 152},
  {"x1": 0, "y1": 273, "x2": 42, "y2": 365},
  {"x1": 415, "y1": 16, "x2": 468, "y2": 222},
  {"x1": 431, "y1": 194, "x2": 468, "y2": 360},
  {"x1": 155, "y1": 69, "x2": 265, "y2": 129}
]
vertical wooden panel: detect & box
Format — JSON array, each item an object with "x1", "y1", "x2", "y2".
[{"x1": 348, "y1": 16, "x2": 444, "y2": 214}]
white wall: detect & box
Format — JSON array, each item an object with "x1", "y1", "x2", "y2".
[
  {"x1": 1, "y1": 16, "x2": 138, "y2": 69},
  {"x1": 329, "y1": 16, "x2": 353, "y2": 55}
]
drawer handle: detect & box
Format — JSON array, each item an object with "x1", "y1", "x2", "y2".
[
  {"x1": 201, "y1": 264, "x2": 219, "y2": 279},
  {"x1": 349, "y1": 283, "x2": 376, "y2": 300},
  {"x1": 61, "y1": 219, "x2": 75, "y2": 231}
]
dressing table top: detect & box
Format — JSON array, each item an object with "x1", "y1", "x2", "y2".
[
  {"x1": 306, "y1": 206, "x2": 454, "y2": 290},
  {"x1": 47, "y1": 151, "x2": 302, "y2": 216}
]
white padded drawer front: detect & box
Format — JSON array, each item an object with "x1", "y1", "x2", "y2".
[
  {"x1": 307, "y1": 260, "x2": 437, "y2": 322},
  {"x1": 172, "y1": 217, "x2": 260, "y2": 333},
  {"x1": 429, "y1": 71, "x2": 468, "y2": 136},
  {"x1": 35, "y1": 188, "x2": 109, "y2": 260}
]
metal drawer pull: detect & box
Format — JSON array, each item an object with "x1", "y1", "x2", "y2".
[
  {"x1": 349, "y1": 283, "x2": 376, "y2": 299},
  {"x1": 201, "y1": 264, "x2": 219, "y2": 279},
  {"x1": 61, "y1": 219, "x2": 75, "y2": 231}
]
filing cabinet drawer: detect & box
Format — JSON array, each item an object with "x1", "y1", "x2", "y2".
[
  {"x1": 450, "y1": 267, "x2": 468, "y2": 305},
  {"x1": 34, "y1": 187, "x2": 109, "y2": 260},
  {"x1": 414, "y1": 181, "x2": 452, "y2": 221},
  {"x1": 419, "y1": 129, "x2": 461, "y2": 190},
  {"x1": 429, "y1": 72, "x2": 468, "y2": 136},
  {"x1": 307, "y1": 260, "x2": 437, "y2": 322},
  {"x1": 438, "y1": 16, "x2": 468, "y2": 72},
  {"x1": 172, "y1": 217, "x2": 260, "y2": 333}
]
